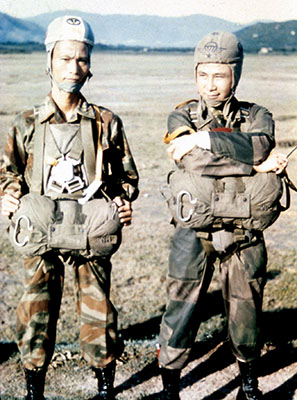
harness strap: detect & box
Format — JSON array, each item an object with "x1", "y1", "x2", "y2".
[
  {"x1": 92, "y1": 105, "x2": 103, "y2": 182},
  {"x1": 213, "y1": 177, "x2": 246, "y2": 194},
  {"x1": 80, "y1": 117, "x2": 96, "y2": 184},
  {"x1": 79, "y1": 105, "x2": 103, "y2": 184},
  {"x1": 30, "y1": 108, "x2": 45, "y2": 194},
  {"x1": 78, "y1": 105, "x2": 105, "y2": 204}
]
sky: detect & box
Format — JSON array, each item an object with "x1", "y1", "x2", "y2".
[{"x1": 0, "y1": 0, "x2": 296, "y2": 24}]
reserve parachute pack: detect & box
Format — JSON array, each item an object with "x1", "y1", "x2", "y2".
[
  {"x1": 8, "y1": 193, "x2": 122, "y2": 259},
  {"x1": 162, "y1": 168, "x2": 287, "y2": 232}
]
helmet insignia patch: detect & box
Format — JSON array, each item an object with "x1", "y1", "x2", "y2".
[
  {"x1": 198, "y1": 40, "x2": 226, "y2": 58},
  {"x1": 66, "y1": 17, "x2": 81, "y2": 25}
]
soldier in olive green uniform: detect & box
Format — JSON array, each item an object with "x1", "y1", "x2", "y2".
[
  {"x1": 158, "y1": 32, "x2": 287, "y2": 400},
  {"x1": 0, "y1": 16, "x2": 138, "y2": 400}
]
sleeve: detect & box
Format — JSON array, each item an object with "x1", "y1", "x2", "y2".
[
  {"x1": 0, "y1": 112, "x2": 31, "y2": 197},
  {"x1": 102, "y1": 114, "x2": 139, "y2": 202},
  {"x1": 168, "y1": 109, "x2": 194, "y2": 134},
  {"x1": 209, "y1": 105, "x2": 275, "y2": 165},
  {"x1": 163, "y1": 108, "x2": 196, "y2": 143}
]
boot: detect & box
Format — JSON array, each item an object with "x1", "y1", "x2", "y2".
[
  {"x1": 24, "y1": 368, "x2": 46, "y2": 400},
  {"x1": 93, "y1": 361, "x2": 116, "y2": 399},
  {"x1": 160, "y1": 368, "x2": 181, "y2": 400},
  {"x1": 237, "y1": 360, "x2": 263, "y2": 400}
]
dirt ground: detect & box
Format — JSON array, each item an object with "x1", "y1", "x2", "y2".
[{"x1": 0, "y1": 52, "x2": 296, "y2": 399}]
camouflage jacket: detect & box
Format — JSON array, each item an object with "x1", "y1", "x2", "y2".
[
  {"x1": 0, "y1": 94, "x2": 139, "y2": 201},
  {"x1": 164, "y1": 95, "x2": 275, "y2": 176}
]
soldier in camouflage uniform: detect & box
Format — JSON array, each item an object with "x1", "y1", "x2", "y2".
[
  {"x1": 0, "y1": 16, "x2": 138, "y2": 400},
  {"x1": 158, "y1": 32, "x2": 287, "y2": 400}
]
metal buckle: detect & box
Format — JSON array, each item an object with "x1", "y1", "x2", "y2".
[
  {"x1": 47, "y1": 178, "x2": 65, "y2": 193},
  {"x1": 66, "y1": 177, "x2": 85, "y2": 193},
  {"x1": 176, "y1": 190, "x2": 197, "y2": 222},
  {"x1": 48, "y1": 155, "x2": 85, "y2": 194},
  {"x1": 13, "y1": 215, "x2": 32, "y2": 247}
]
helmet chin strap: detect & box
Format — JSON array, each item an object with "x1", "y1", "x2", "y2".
[
  {"x1": 204, "y1": 91, "x2": 234, "y2": 109},
  {"x1": 57, "y1": 80, "x2": 85, "y2": 93},
  {"x1": 48, "y1": 70, "x2": 92, "y2": 94}
]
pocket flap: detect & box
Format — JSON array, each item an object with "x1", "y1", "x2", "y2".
[
  {"x1": 212, "y1": 192, "x2": 250, "y2": 218},
  {"x1": 48, "y1": 223, "x2": 87, "y2": 250}
]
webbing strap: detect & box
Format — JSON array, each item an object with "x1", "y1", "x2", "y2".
[
  {"x1": 80, "y1": 117, "x2": 96, "y2": 184},
  {"x1": 30, "y1": 110, "x2": 45, "y2": 194},
  {"x1": 213, "y1": 177, "x2": 246, "y2": 194},
  {"x1": 80, "y1": 106, "x2": 103, "y2": 184},
  {"x1": 93, "y1": 105, "x2": 103, "y2": 181}
]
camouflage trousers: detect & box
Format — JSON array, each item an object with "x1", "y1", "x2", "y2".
[
  {"x1": 158, "y1": 227, "x2": 267, "y2": 370},
  {"x1": 16, "y1": 252, "x2": 121, "y2": 370}
]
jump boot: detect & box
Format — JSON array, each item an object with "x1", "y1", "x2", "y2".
[
  {"x1": 24, "y1": 368, "x2": 46, "y2": 400},
  {"x1": 237, "y1": 360, "x2": 263, "y2": 400},
  {"x1": 93, "y1": 361, "x2": 116, "y2": 400},
  {"x1": 160, "y1": 368, "x2": 181, "y2": 400}
]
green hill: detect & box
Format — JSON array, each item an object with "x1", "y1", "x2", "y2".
[{"x1": 236, "y1": 20, "x2": 297, "y2": 53}]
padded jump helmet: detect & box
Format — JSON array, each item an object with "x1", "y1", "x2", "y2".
[
  {"x1": 194, "y1": 31, "x2": 244, "y2": 90},
  {"x1": 45, "y1": 16, "x2": 95, "y2": 93}
]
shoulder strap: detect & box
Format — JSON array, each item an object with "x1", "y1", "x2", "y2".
[
  {"x1": 92, "y1": 105, "x2": 103, "y2": 181},
  {"x1": 80, "y1": 105, "x2": 103, "y2": 183},
  {"x1": 78, "y1": 105, "x2": 104, "y2": 204},
  {"x1": 239, "y1": 101, "x2": 252, "y2": 114},
  {"x1": 174, "y1": 99, "x2": 198, "y2": 110},
  {"x1": 30, "y1": 107, "x2": 45, "y2": 194}
]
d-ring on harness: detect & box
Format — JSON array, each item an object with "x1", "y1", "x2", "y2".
[
  {"x1": 176, "y1": 190, "x2": 197, "y2": 222},
  {"x1": 13, "y1": 215, "x2": 32, "y2": 247}
]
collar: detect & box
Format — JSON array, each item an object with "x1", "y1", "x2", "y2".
[
  {"x1": 221, "y1": 94, "x2": 241, "y2": 121},
  {"x1": 196, "y1": 94, "x2": 242, "y2": 130},
  {"x1": 197, "y1": 94, "x2": 242, "y2": 123},
  {"x1": 222, "y1": 95, "x2": 243, "y2": 127},
  {"x1": 37, "y1": 94, "x2": 96, "y2": 124}
]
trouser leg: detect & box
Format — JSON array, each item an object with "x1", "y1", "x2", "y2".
[
  {"x1": 16, "y1": 253, "x2": 64, "y2": 370},
  {"x1": 220, "y1": 235, "x2": 266, "y2": 400},
  {"x1": 158, "y1": 227, "x2": 215, "y2": 370},
  {"x1": 75, "y1": 256, "x2": 122, "y2": 368},
  {"x1": 220, "y1": 235, "x2": 267, "y2": 362}
]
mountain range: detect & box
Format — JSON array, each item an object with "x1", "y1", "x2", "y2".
[
  {"x1": 0, "y1": 12, "x2": 44, "y2": 43},
  {"x1": 24, "y1": 10, "x2": 243, "y2": 48},
  {"x1": 0, "y1": 10, "x2": 296, "y2": 52}
]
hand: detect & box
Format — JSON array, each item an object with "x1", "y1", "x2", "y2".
[
  {"x1": 1, "y1": 193, "x2": 21, "y2": 218},
  {"x1": 253, "y1": 150, "x2": 288, "y2": 174},
  {"x1": 113, "y1": 196, "x2": 132, "y2": 226},
  {"x1": 167, "y1": 134, "x2": 199, "y2": 161}
]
